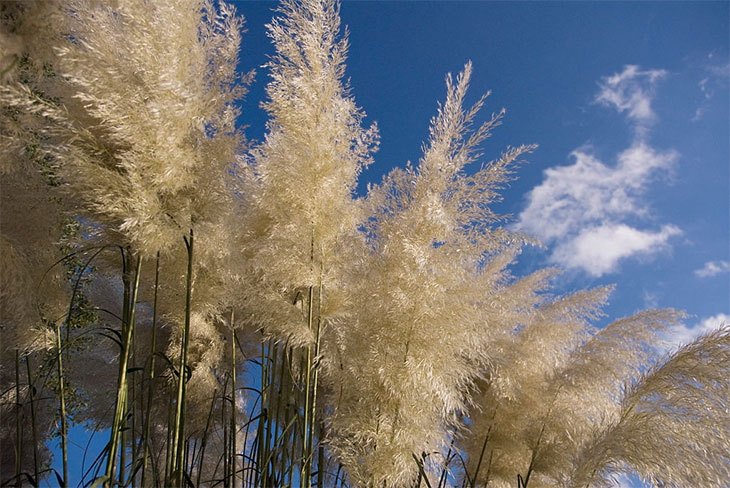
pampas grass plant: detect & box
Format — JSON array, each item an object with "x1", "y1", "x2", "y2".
[{"x1": 1, "y1": 1, "x2": 727, "y2": 487}]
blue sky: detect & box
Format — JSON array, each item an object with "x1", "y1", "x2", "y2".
[
  {"x1": 50, "y1": 1, "x2": 729, "y2": 485},
  {"x1": 234, "y1": 0, "x2": 729, "y2": 341}
]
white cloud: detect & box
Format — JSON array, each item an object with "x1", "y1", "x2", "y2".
[
  {"x1": 707, "y1": 60, "x2": 730, "y2": 78},
  {"x1": 595, "y1": 65, "x2": 667, "y2": 131},
  {"x1": 698, "y1": 77, "x2": 713, "y2": 99},
  {"x1": 692, "y1": 56, "x2": 729, "y2": 122},
  {"x1": 642, "y1": 289, "x2": 659, "y2": 309},
  {"x1": 520, "y1": 144, "x2": 676, "y2": 240},
  {"x1": 551, "y1": 223, "x2": 680, "y2": 277},
  {"x1": 694, "y1": 260, "x2": 730, "y2": 278},
  {"x1": 665, "y1": 313, "x2": 729, "y2": 347},
  {"x1": 691, "y1": 106, "x2": 706, "y2": 123},
  {"x1": 518, "y1": 143, "x2": 679, "y2": 276},
  {"x1": 517, "y1": 65, "x2": 681, "y2": 276}
]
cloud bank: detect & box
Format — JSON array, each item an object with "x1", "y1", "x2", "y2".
[{"x1": 517, "y1": 65, "x2": 680, "y2": 276}]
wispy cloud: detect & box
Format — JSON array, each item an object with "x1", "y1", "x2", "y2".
[
  {"x1": 694, "y1": 260, "x2": 730, "y2": 278},
  {"x1": 691, "y1": 54, "x2": 729, "y2": 122},
  {"x1": 706, "y1": 52, "x2": 730, "y2": 78},
  {"x1": 517, "y1": 65, "x2": 680, "y2": 276},
  {"x1": 595, "y1": 65, "x2": 667, "y2": 134},
  {"x1": 665, "y1": 313, "x2": 729, "y2": 347}
]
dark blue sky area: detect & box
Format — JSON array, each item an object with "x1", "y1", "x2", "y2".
[{"x1": 236, "y1": 1, "x2": 726, "y2": 191}]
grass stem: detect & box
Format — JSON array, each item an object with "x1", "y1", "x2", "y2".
[
  {"x1": 55, "y1": 320, "x2": 69, "y2": 487},
  {"x1": 141, "y1": 251, "x2": 160, "y2": 486},
  {"x1": 171, "y1": 228, "x2": 194, "y2": 487},
  {"x1": 104, "y1": 249, "x2": 142, "y2": 486}
]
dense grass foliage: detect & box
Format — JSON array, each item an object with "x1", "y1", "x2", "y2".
[{"x1": 1, "y1": 1, "x2": 728, "y2": 487}]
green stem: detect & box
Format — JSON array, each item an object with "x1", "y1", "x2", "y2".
[
  {"x1": 256, "y1": 339, "x2": 267, "y2": 488},
  {"x1": 15, "y1": 349, "x2": 23, "y2": 484},
  {"x1": 55, "y1": 321, "x2": 69, "y2": 487},
  {"x1": 230, "y1": 310, "x2": 237, "y2": 488},
  {"x1": 438, "y1": 439, "x2": 454, "y2": 488},
  {"x1": 300, "y1": 285, "x2": 315, "y2": 488},
  {"x1": 105, "y1": 249, "x2": 142, "y2": 487},
  {"x1": 471, "y1": 407, "x2": 497, "y2": 487},
  {"x1": 130, "y1": 317, "x2": 138, "y2": 486},
  {"x1": 274, "y1": 342, "x2": 289, "y2": 484},
  {"x1": 26, "y1": 356, "x2": 39, "y2": 486},
  {"x1": 172, "y1": 228, "x2": 194, "y2": 487},
  {"x1": 523, "y1": 387, "x2": 561, "y2": 488},
  {"x1": 196, "y1": 388, "x2": 218, "y2": 487},
  {"x1": 316, "y1": 420, "x2": 325, "y2": 488},
  {"x1": 141, "y1": 251, "x2": 160, "y2": 487},
  {"x1": 164, "y1": 386, "x2": 174, "y2": 486},
  {"x1": 310, "y1": 283, "x2": 324, "y2": 488},
  {"x1": 282, "y1": 347, "x2": 301, "y2": 485},
  {"x1": 222, "y1": 377, "x2": 229, "y2": 488},
  {"x1": 263, "y1": 339, "x2": 274, "y2": 488}
]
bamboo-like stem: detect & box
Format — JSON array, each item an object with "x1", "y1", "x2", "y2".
[
  {"x1": 119, "y1": 416, "x2": 126, "y2": 486},
  {"x1": 262, "y1": 340, "x2": 271, "y2": 488},
  {"x1": 25, "y1": 355, "x2": 40, "y2": 486},
  {"x1": 334, "y1": 464, "x2": 343, "y2": 488},
  {"x1": 164, "y1": 386, "x2": 174, "y2": 486},
  {"x1": 523, "y1": 388, "x2": 560, "y2": 488},
  {"x1": 255, "y1": 340, "x2": 266, "y2": 488},
  {"x1": 15, "y1": 349, "x2": 23, "y2": 484},
  {"x1": 274, "y1": 342, "x2": 289, "y2": 484},
  {"x1": 438, "y1": 439, "x2": 454, "y2": 488},
  {"x1": 279, "y1": 345, "x2": 298, "y2": 485},
  {"x1": 230, "y1": 309, "x2": 237, "y2": 488},
  {"x1": 482, "y1": 450, "x2": 494, "y2": 488},
  {"x1": 195, "y1": 388, "x2": 218, "y2": 487},
  {"x1": 129, "y1": 313, "x2": 138, "y2": 486},
  {"x1": 522, "y1": 425, "x2": 544, "y2": 488},
  {"x1": 222, "y1": 375, "x2": 229, "y2": 488},
  {"x1": 300, "y1": 284, "x2": 315, "y2": 488},
  {"x1": 316, "y1": 420, "x2": 325, "y2": 488},
  {"x1": 257, "y1": 343, "x2": 271, "y2": 488},
  {"x1": 55, "y1": 320, "x2": 69, "y2": 487},
  {"x1": 291, "y1": 347, "x2": 303, "y2": 487},
  {"x1": 248, "y1": 421, "x2": 261, "y2": 488},
  {"x1": 471, "y1": 407, "x2": 497, "y2": 487},
  {"x1": 189, "y1": 439, "x2": 199, "y2": 481},
  {"x1": 105, "y1": 249, "x2": 142, "y2": 487},
  {"x1": 185, "y1": 438, "x2": 193, "y2": 483},
  {"x1": 309, "y1": 280, "x2": 323, "y2": 487},
  {"x1": 172, "y1": 228, "x2": 194, "y2": 487},
  {"x1": 107, "y1": 248, "x2": 129, "y2": 486},
  {"x1": 412, "y1": 453, "x2": 434, "y2": 488},
  {"x1": 266, "y1": 339, "x2": 277, "y2": 487},
  {"x1": 141, "y1": 251, "x2": 160, "y2": 487}
]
